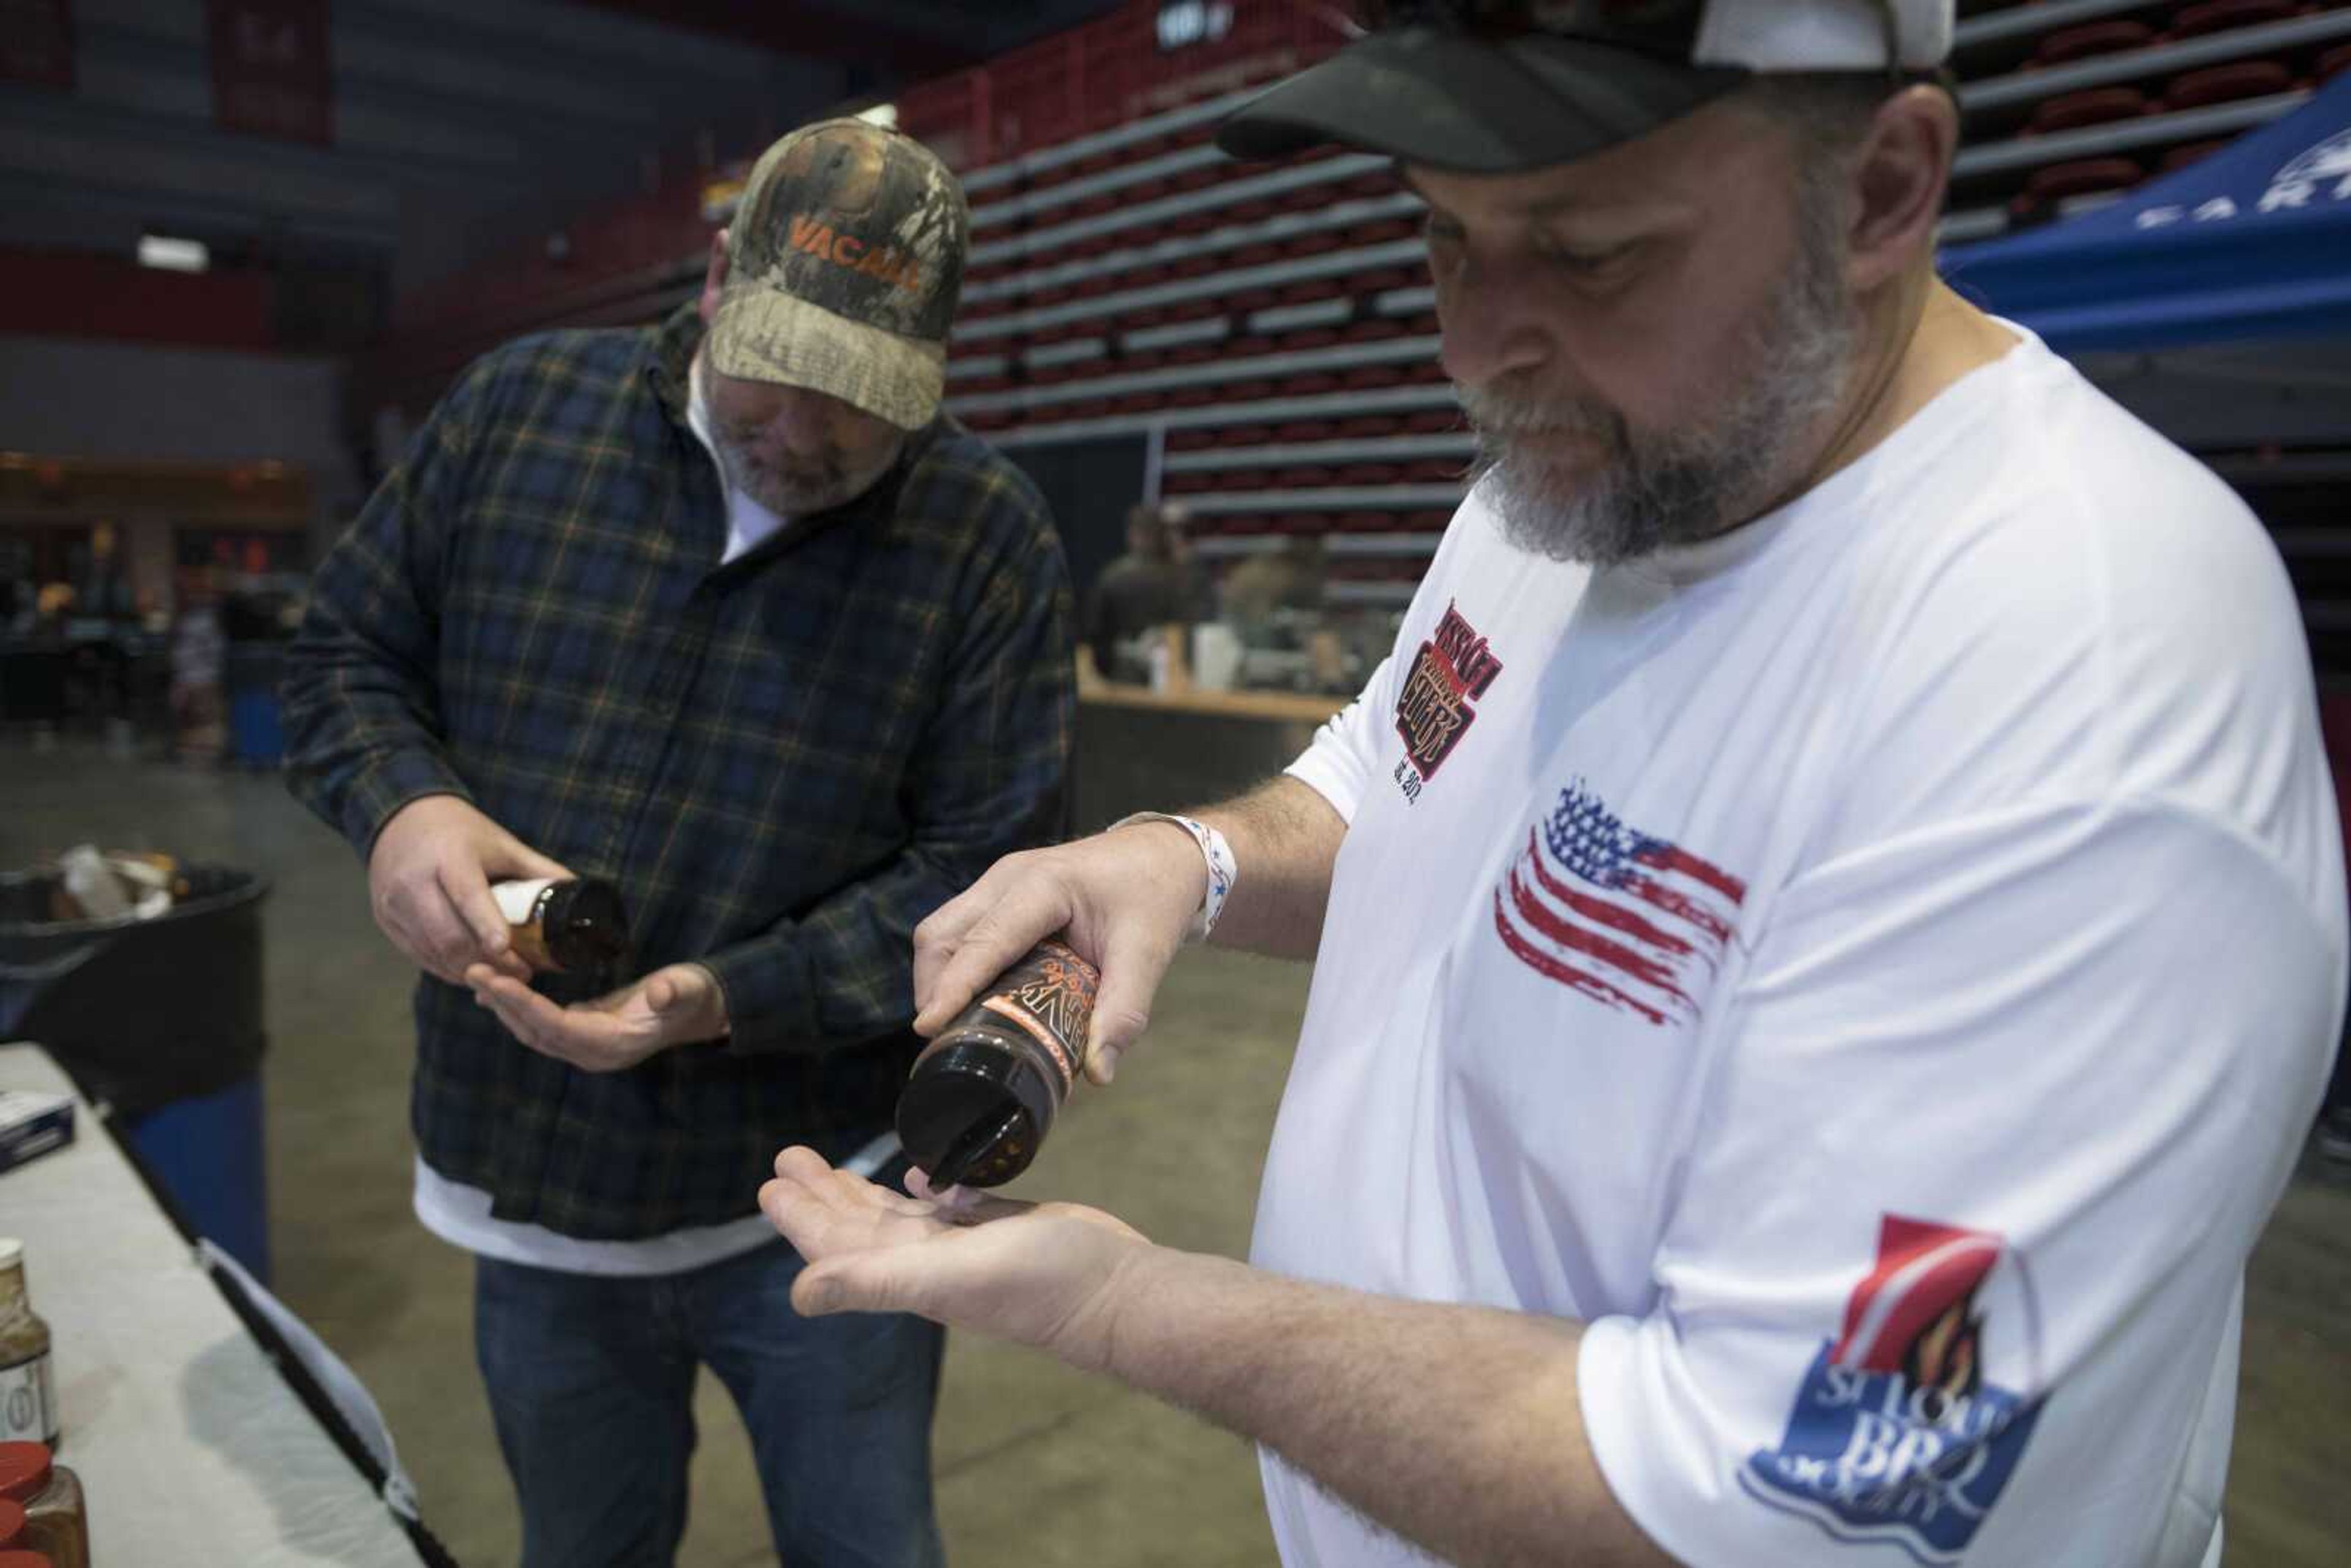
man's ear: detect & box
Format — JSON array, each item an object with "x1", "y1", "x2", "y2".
[
  {"x1": 699, "y1": 230, "x2": 730, "y2": 326},
  {"x1": 1847, "y1": 84, "x2": 1957, "y2": 294}
]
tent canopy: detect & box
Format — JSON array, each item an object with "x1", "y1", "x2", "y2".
[{"x1": 1943, "y1": 73, "x2": 2351, "y2": 353}]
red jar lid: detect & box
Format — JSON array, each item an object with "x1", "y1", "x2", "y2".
[
  {"x1": 0, "y1": 1553, "x2": 52, "y2": 1567},
  {"x1": 0, "y1": 1445, "x2": 46, "y2": 1504},
  {"x1": 0, "y1": 1498, "x2": 21, "y2": 1545}
]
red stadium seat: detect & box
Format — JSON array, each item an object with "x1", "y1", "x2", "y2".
[
  {"x1": 2170, "y1": 0, "x2": 2299, "y2": 39},
  {"x1": 1347, "y1": 219, "x2": 1421, "y2": 245},
  {"x1": 1284, "y1": 233, "x2": 1345, "y2": 257},
  {"x1": 1278, "y1": 280, "x2": 1348, "y2": 304},
  {"x1": 1215, "y1": 469, "x2": 1264, "y2": 490},
  {"x1": 2034, "y1": 20, "x2": 2157, "y2": 66},
  {"x1": 2027, "y1": 86, "x2": 2150, "y2": 134},
  {"x1": 2160, "y1": 138, "x2": 2231, "y2": 170},
  {"x1": 2017, "y1": 156, "x2": 2147, "y2": 207},
  {"x1": 1337, "y1": 463, "x2": 1402, "y2": 485},
  {"x1": 1167, "y1": 429, "x2": 1217, "y2": 451},
  {"x1": 1405, "y1": 459, "x2": 1465, "y2": 482},
  {"x1": 1231, "y1": 242, "x2": 1284, "y2": 266},
  {"x1": 1164, "y1": 388, "x2": 1217, "y2": 408},
  {"x1": 1278, "y1": 374, "x2": 1342, "y2": 396},
  {"x1": 2164, "y1": 60, "x2": 2297, "y2": 110},
  {"x1": 1164, "y1": 471, "x2": 1214, "y2": 493},
  {"x1": 1342, "y1": 320, "x2": 1409, "y2": 343},
  {"x1": 1224, "y1": 378, "x2": 1279, "y2": 400},
  {"x1": 1273, "y1": 466, "x2": 1337, "y2": 487},
  {"x1": 1273, "y1": 420, "x2": 1338, "y2": 440},
  {"x1": 1215, "y1": 424, "x2": 1273, "y2": 445},
  {"x1": 1278, "y1": 328, "x2": 1341, "y2": 351},
  {"x1": 1404, "y1": 409, "x2": 1463, "y2": 433},
  {"x1": 1340, "y1": 367, "x2": 1406, "y2": 390},
  {"x1": 1228, "y1": 287, "x2": 1281, "y2": 311},
  {"x1": 1337, "y1": 415, "x2": 1405, "y2": 437},
  {"x1": 1226, "y1": 337, "x2": 1277, "y2": 358}
]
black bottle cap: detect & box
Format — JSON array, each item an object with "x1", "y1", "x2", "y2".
[{"x1": 897, "y1": 1036, "x2": 1058, "y2": 1188}]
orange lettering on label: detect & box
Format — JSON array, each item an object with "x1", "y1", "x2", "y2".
[
  {"x1": 788, "y1": 214, "x2": 828, "y2": 255},
  {"x1": 833, "y1": 234, "x2": 866, "y2": 264}
]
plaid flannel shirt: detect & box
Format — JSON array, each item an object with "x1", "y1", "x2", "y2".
[{"x1": 282, "y1": 304, "x2": 1074, "y2": 1239}]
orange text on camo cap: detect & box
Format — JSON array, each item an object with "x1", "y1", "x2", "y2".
[{"x1": 787, "y1": 213, "x2": 924, "y2": 294}]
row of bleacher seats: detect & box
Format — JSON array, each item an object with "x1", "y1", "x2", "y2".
[{"x1": 364, "y1": 1, "x2": 2345, "y2": 607}]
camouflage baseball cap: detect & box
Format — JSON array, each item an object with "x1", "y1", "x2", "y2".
[{"x1": 709, "y1": 118, "x2": 969, "y2": 432}]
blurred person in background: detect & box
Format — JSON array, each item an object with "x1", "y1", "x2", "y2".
[
  {"x1": 758, "y1": 5, "x2": 2345, "y2": 1567},
  {"x1": 1218, "y1": 533, "x2": 1326, "y2": 647},
  {"x1": 282, "y1": 118, "x2": 1072, "y2": 1568},
  {"x1": 168, "y1": 567, "x2": 225, "y2": 763},
  {"x1": 1084, "y1": 500, "x2": 1205, "y2": 682}
]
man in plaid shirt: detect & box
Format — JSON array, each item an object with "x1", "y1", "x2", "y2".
[{"x1": 283, "y1": 119, "x2": 1071, "y2": 1568}]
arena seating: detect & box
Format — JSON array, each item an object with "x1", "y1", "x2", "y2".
[{"x1": 371, "y1": 0, "x2": 2351, "y2": 612}]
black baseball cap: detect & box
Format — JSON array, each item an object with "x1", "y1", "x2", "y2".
[{"x1": 1217, "y1": 1, "x2": 1954, "y2": 174}]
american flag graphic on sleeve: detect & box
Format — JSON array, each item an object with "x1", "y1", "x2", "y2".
[{"x1": 1491, "y1": 781, "x2": 1747, "y2": 1027}]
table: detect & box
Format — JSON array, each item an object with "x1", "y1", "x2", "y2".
[
  {"x1": 0, "y1": 1042, "x2": 432, "y2": 1566},
  {"x1": 1075, "y1": 683, "x2": 1348, "y2": 832}
]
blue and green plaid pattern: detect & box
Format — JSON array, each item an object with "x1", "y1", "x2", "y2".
[{"x1": 283, "y1": 304, "x2": 1074, "y2": 1239}]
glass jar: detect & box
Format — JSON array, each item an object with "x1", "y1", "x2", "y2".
[
  {"x1": 0, "y1": 1244, "x2": 55, "y2": 1447},
  {"x1": 0, "y1": 1445, "x2": 84, "y2": 1568}
]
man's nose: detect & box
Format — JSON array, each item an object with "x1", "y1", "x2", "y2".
[
  {"x1": 760, "y1": 390, "x2": 833, "y2": 459},
  {"x1": 1436, "y1": 256, "x2": 1554, "y2": 393}
]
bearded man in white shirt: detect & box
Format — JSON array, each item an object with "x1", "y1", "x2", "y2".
[{"x1": 759, "y1": 4, "x2": 2347, "y2": 1565}]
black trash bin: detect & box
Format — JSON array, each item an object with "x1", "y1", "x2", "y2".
[{"x1": 0, "y1": 864, "x2": 271, "y2": 1281}]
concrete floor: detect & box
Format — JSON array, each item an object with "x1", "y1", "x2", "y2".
[{"x1": 4, "y1": 741, "x2": 2349, "y2": 1566}]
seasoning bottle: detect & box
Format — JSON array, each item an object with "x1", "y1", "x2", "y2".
[
  {"x1": 490, "y1": 877, "x2": 631, "y2": 978},
  {"x1": 896, "y1": 940, "x2": 1099, "y2": 1188},
  {"x1": 0, "y1": 1553, "x2": 53, "y2": 1568},
  {"x1": 0, "y1": 1446, "x2": 83, "y2": 1568},
  {"x1": 0, "y1": 1498, "x2": 22, "y2": 1545},
  {"x1": 0, "y1": 1244, "x2": 54, "y2": 1448}
]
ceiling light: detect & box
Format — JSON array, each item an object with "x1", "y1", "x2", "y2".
[{"x1": 138, "y1": 235, "x2": 209, "y2": 272}]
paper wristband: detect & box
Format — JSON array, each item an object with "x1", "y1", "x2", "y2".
[{"x1": 1111, "y1": 811, "x2": 1237, "y2": 942}]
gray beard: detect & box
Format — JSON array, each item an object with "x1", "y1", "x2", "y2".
[{"x1": 1460, "y1": 201, "x2": 1858, "y2": 569}]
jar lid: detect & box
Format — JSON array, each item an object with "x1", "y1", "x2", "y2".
[
  {"x1": 0, "y1": 1240, "x2": 20, "y2": 1269},
  {"x1": 0, "y1": 1552, "x2": 53, "y2": 1568},
  {"x1": 0, "y1": 1498, "x2": 22, "y2": 1546},
  {"x1": 0, "y1": 1446, "x2": 47, "y2": 1504}
]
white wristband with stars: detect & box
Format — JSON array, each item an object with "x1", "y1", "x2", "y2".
[{"x1": 1111, "y1": 811, "x2": 1237, "y2": 942}]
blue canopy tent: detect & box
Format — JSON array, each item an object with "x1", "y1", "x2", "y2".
[{"x1": 1943, "y1": 72, "x2": 2351, "y2": 353}]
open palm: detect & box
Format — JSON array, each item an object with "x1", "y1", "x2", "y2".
[{"x1": 760, "y1": 1146, "x2": 1149, "y2": 1370}]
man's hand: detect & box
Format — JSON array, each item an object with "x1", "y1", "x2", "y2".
[
  {"x1": 368, "y1": 794, "x2": 571, "y2": 983},
  {"x1": 913, "y1": 825, "x2": 1206, "y2": 1084},
  {"x1": 759, "y1": 1146, "x2": 1149, "y2": 1371},
  {"x1": 466, "y1": 961, "x2": 729, "y2": 1073}
]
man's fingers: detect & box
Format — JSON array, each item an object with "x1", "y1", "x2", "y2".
[
  {"x1": 912, "y1": 865, "x2": 1020, "y2": 1019},
  {"x1": 910, "y1": 877, "x2": 1076, "y2": 1037},
  {"x1": 439, "y1": 858, "x2": 514, "y2": 964},
  {"x1": 485, "y1": 825, "x2": 572, "y2": 885},
  {"x1": 1083, "y1": 920, "x2": 1180, "y2": 1082}
]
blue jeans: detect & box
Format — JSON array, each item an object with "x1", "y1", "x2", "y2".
[{"x1": 474, "y1": 1238, "x2": 947, "y2": 1568}]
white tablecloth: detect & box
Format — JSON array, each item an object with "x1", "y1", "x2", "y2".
[{"x1": 0, "y1": 1041, "x2": 428, "y2": 1566}]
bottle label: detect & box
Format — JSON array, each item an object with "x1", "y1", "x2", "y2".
[
  {"x1": 978, "y1": 940, "x2": 1099, "y2": 1095},
  {"x1": 0, "y1": 1348, "x2": 55, "y2": 1444},
  {"x1": 490, "y1": 877, "x2": 558, "y2": 925}
]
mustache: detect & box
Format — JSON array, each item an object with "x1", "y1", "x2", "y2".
[{"x1": 1456, "y1": 380, "x2": 1627, "y2": 452}]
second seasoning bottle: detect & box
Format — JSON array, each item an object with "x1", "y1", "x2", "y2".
[
  {"x1": 490, "y1": 877, "x2": 631, "y2": 980},
  {"x1": 896, "y1": 940, "x2": 1099, "y2": 1188}
]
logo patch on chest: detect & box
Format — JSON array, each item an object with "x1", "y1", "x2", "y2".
[
  {"x1": 1491, "y1": 781, "x2": 1745, "y2": 1027},
  {"x1": 1393, "y1": 602, "x2": 1504, "y2": 801}
]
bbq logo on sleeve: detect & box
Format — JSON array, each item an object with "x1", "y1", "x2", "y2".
[
  {"x1": 1741, "y1": 1216, "x2": 2046, "y2": 1566},
  {"x1": 1392, "y1": 602, "x2": 1504, "y2": 802}
]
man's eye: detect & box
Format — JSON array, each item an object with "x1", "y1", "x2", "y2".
[{"x1": 1543, "y1": 240, "x2": 1633, "y2": 273}]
